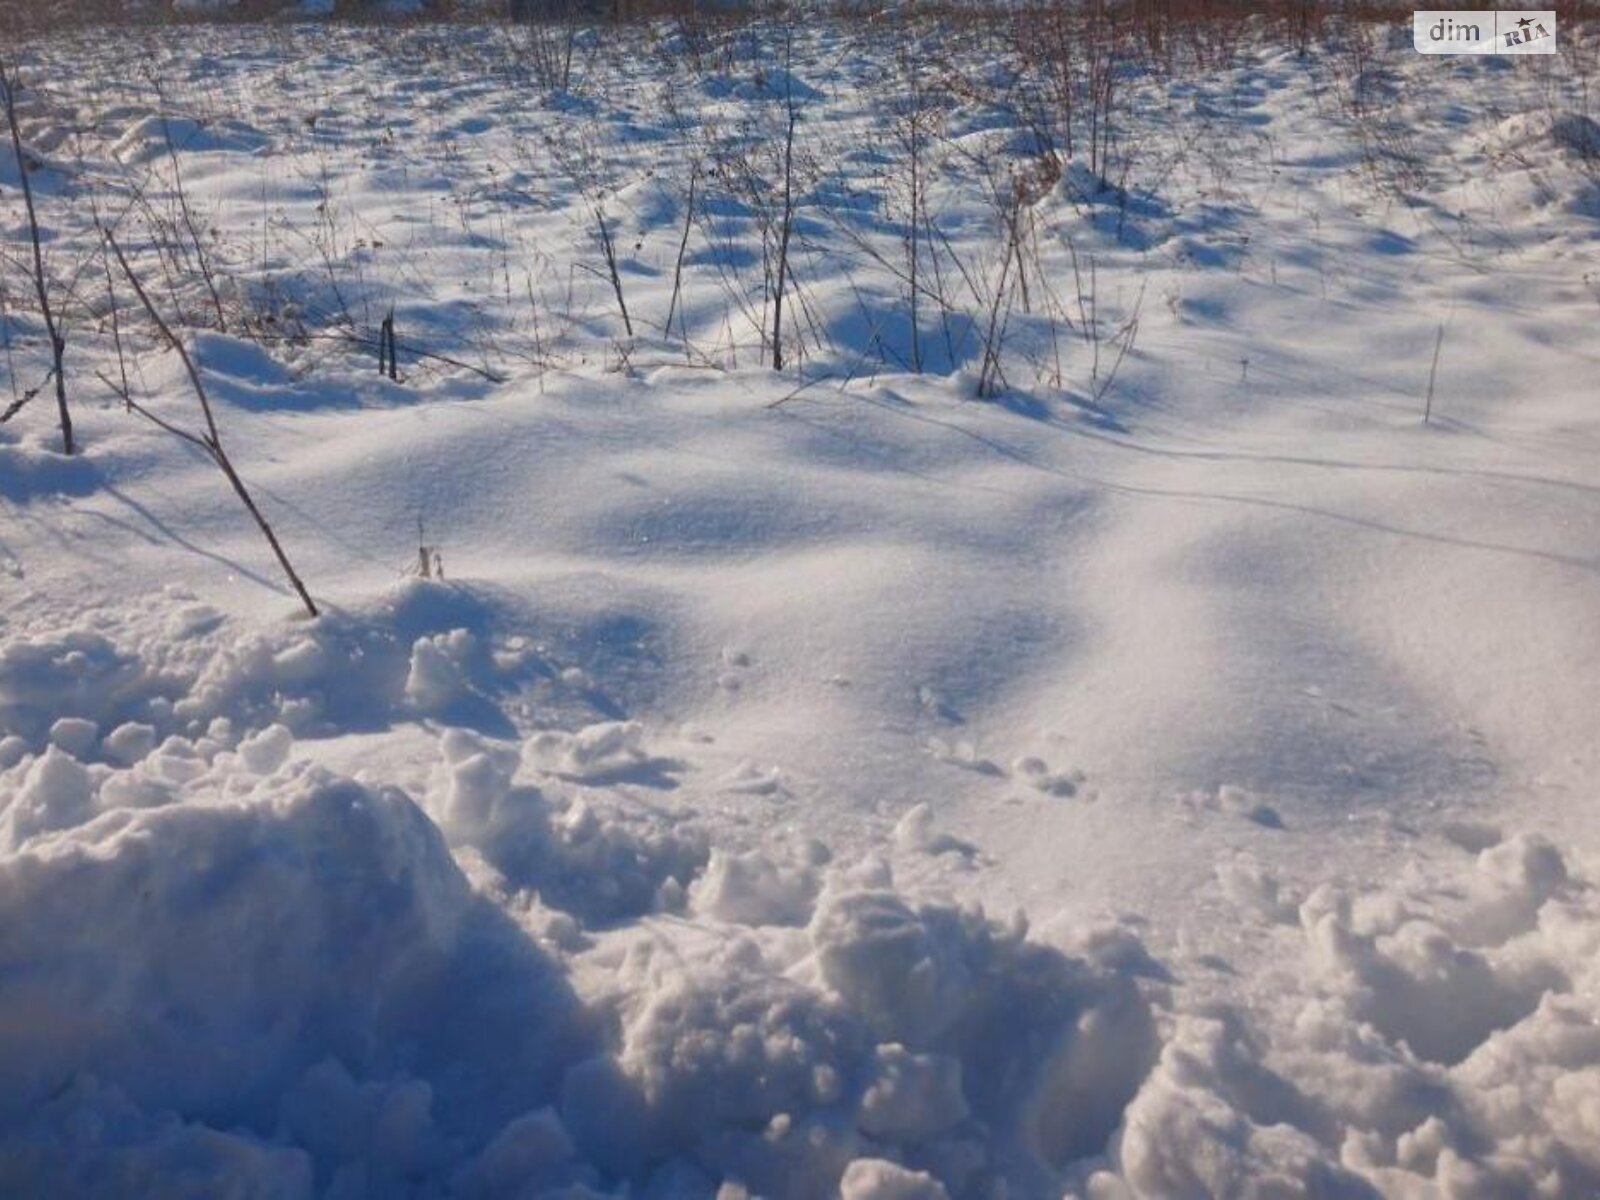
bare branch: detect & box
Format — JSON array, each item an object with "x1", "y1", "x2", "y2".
[
  {"x1": 1, "y1": 56, "x2": 74, "y2": 455},
  {"x1": 105, "y1": 229, "x2": 320, "y2": 619}
]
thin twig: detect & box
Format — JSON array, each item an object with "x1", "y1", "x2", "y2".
[
  {"x1": 1423, "y1": 321, "x2": 1445, "y2": 425},
  {"x1": 105, "y1": 230, "x2": 319, "y2": 619},
  {"x1": 1, "y1": 57, "x2": 73, "y2": 454},
  {"x1": 665, "y1": 165, "x2": 698, "y2": 341}
]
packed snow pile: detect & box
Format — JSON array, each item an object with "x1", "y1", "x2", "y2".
[
  {"x1": 0, "y1": 722, "x2": 1151, "y2": 1196},
  {"x1": 2, "y1": 689, "x2": 1598, "y2": 1196}
]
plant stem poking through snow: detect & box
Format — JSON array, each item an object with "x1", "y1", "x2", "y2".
[
  {"x1": 665, "y1": 164, "x2": 697, "y2": 345},
  {"x1": 155, "y1": 96, "x2": 227, "y2": 336},
  {"x1": 594, "y1": 202, "x2": 633, "y2": 340},
  {"x1": 977, "y1": 196, "x2": 1023, "y2": 400},
  {"x1": 770, "y1": 28, "x2": 800, "y2": 373},
  {"x1": 379, "y1": 307, "x2": 398, "y2": 381},
  {"x1": 1424, "y1": 320, "x2": 1446, "y2": 425},
  {"x1": 415, "y1": 517, "x2": 442, "y2": 581},
  {"x1": 1, "y1": 57, "x2": 74, "y2": 456},
  {"x1": 104, "y1": 229, "x2": 320, "y2": 619}
]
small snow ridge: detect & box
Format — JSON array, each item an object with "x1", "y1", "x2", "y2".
[
  {"x1": 109, "y1": 114, "x2": 268, "y2": 164},
  {"x1": 524, "y1": 720, "x2": 679, "y2": 786},
  {"x1": 0, "y1": 583, "x2": 625, "y2": 759}
]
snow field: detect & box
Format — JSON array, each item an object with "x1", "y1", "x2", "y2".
[{"x1": 2, "y1": 14, "x2": 1600, "y2": 1198}]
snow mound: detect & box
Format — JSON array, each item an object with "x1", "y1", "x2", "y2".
[
  {"x1": 0, "y1": 730, "x2": 1168, "y2": 1197},
  {"x1": 1179, "y1": 832, "x2": 1600, "y2": 1197},
  {"x1": 110, "y1": 115, "x2": 269, "y2": 164},
  {"x1": 425, "y1": 727, "x2": 707, "y2": 923},
  {"x1": 560, "y1": 876, "x2": 1161, "y2": 1195},
  {"x1": 0, "y1": 762, "x2": 593, "y2": 1194}
]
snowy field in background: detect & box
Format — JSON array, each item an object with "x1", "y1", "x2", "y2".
[{"x1": 2, "y1": 16, "x2": 1599, "y2": 1198}]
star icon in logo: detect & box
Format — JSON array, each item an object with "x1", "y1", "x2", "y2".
[{"x1": 1517, "y1": 16, "x2": 1534, "y2": 29}]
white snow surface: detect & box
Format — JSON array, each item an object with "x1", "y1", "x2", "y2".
[{"x1": 1, "y1": 17, "x2": 1599, "y2": 1199}]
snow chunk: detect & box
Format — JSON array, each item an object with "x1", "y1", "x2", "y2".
[
  {"x1": 893, "y1": 803, "x2": 976, "y2": 859},
  {"x1": 839, "y1": 1158, "x2": 950, "y2": 1200},
  {"x1": 719, "y1": 760, "x2": 786, "y2": 796},
  {"x1": 5, "y1": 747, "x2": 96, "y2": 847},
  {"x1": 277, "y1": 1058, "x2": 439, "y2": 1192},
  {"x1": 1300, "y1": 884, "x2": 1559, "y2": 1065},
  {"x1": 1217, "y1": 785, "x2": 1285, "y2": 829},
  {"x1": 1453, "y1": 833, "x2": 1570, "y2": 946},
  {"x1": 524, "y1": 720, "x2": 665, "y2": 782},
  {"x1": 0, "y1": 629, "x2": 154, "y2": 745},
  {"x1": 47, "y1": 718, "x2": 98, "y2": 757},
  {"x1": 1117, "y1": 1016, "x2": 1364, "y2": 1199},
  {"x1": 405, "y1": 629, "x2": 476, "y2": 713},
  {"x1": 856, "y1": 1044, "x2": 968, "y2": 1140},
  {"x1": 432, "y1": 728, "x2": 521, "y2": 838},
  {"x1": 690, "y1": 848, "x2": 819, "y2": 927},
  {"x1": 562, "y1": 937, "x2": 861, "y2": 1182},
  {"x1": 103, "y1": 722, "x2": 158, "y2": 765},
  {"x1": 810, "y1": 889, "x2": 1158, "y2": 1167},
  {"x1": 237, "y1": 724, "x2": 294, "y2": 775},
  {"x1": 1218, "y1": 855, "x2": 1299, "y2": 924},
  {"x1": 1012, "y1": 756, "x2": 1082, "y2": 797},
  {"x1": 426, "y1": 730, "x2": 705, "y2": 923}
]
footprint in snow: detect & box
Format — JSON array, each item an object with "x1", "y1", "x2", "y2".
[
  {"x1": 1012, "y1": 756, "x2": 1084, "y2": 798},
  {"x1": 925, "y1": 737, "x2": 1003, "y2": 777},
  {"x1": 1183, "y1": 785, "x2": 1286, "y2": 829},
  {"x1": 720, "y1": 761, "x2": 787, "y2": 798},
  {"x1": 894, "y1": 803, "x2": 979, "y2": 860},
  {"x1": 718, "y1": 645, "x2": 751, "y2": 692}
]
